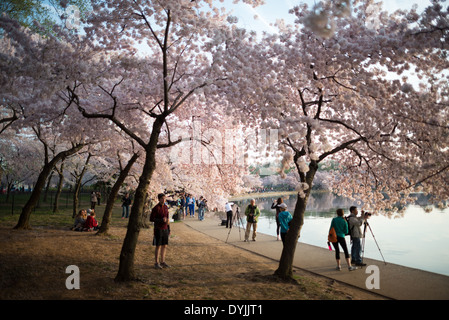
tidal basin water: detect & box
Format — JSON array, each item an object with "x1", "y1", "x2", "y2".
[{"x1": 234, "y1": 193, "x2": 449, "y2": 277}]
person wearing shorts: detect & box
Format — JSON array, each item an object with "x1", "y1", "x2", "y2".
[{"x1": 150, "y1": 193, "x2": 170, "y2": 269}]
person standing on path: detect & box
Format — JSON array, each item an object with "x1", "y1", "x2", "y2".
[
  {"x1": 121, "y1": 193, "x2": 132, "y2": 219},
  {"x1": 197, "y1": 196, "x2": 207, "y2": 221},
  {"x1": 244, "y1": 199, "x2": 260, "y2": 242},
  {"x1": 225, "y1": 201, "x2": 234, "y2": 228},
  {"x1": 347, "y1": 206, "x2": 368, "y2": 266},
  {"x1": 271, "y1": 197, "x2": 283, "y2": 241},
  {"x1": 180, "y1": 193, "x2": 186, "y2": 219},
  {"x1": 96, "y1": 191, "x2": 101, "y2": 206},
  {"x1": 329, "y1": 208, "x2": 357, "y2": 271},
  {"x1": 150, "y1": 193, "x2": 171, "y2": 269},
  {"x1": 90, "y1": 191, "x2": 97, "y2": 210},
  {"x1": 188, "y1": 195, "x2": 195, "y2": 217},
  {"x1": 277, "y1": 203, "x2": 292, "y2": 245}
]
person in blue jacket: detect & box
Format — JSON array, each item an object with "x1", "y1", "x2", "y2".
[
  {"x1": 330, "y1": 208, "x2": 357, "y2": 271},
  {"x1": 277, "y1": 203, "x2": 292, "y2": 245}
]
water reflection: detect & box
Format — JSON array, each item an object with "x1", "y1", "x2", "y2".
[
  {"x1": 235, "y1": 192, "x2": 358, "y2": 219},
  {"x1": 233, "y1": 192, "x2": 449, "y2": 277}
]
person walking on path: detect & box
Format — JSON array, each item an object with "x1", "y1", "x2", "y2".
[
  {"x1": 150, "y1": 193, "x2": 171, "y2": 269},
  {"x1": 225, "y1": 201, "x2": 234, "y2": 228},
  {"x1": 329, "y1": 208, "x2": 357, "y2": 271},
  {"x1": 277, "y1": 203, "x2": 292, "y2": 245},
  {"x1": 121, "y1": 193, "x2": 132, "y2": 219},
  {"x1": 347, "y1": 206, "x2": 368, "y2": 266},
  {"x1": 271, "y1": 197, "x2": 283, "y2": 241},
  {"x1": 244, "y1": 199, "x2": 260, "y2": 242}
]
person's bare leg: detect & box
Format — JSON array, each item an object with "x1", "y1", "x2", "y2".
[
  {"x1": 346, "y1": 257, "x2": 352, "y2": 267},
  {"x1": 160, "y1": 245, "x2": 167, "y2": 263},
  {"x1": 155, "y1": 246, "x2": 161, "y2": 264}
]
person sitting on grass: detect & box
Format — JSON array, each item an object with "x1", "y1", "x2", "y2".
[
  {"x1": 72, "y1": 209, "x2": 87, "y2": 231},
  {"x1": 83, "y1": 209, "x2": 99, "y2": 231}
]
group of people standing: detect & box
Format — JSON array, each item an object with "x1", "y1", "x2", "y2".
[
  {"x1": 329, "y1": 206, "x2": 370, "y2": 271},
  {"x1": 226, "y1": 198, "x2": 370, "y2": 273},
  {"x1": 78, "y1": 189, "x2": 371, "y2": 272},
  {"x1": 178, "y1": 193, "x2": 208, "y2": 221},
  {"x1": 225, "y1": 197, "x2": 293, "y2": 244}
]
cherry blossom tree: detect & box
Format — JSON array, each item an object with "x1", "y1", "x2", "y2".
[
  {"x1": 52, "y1": 160, "x2": 65, "y2": 213},
  {"x1": 224, "y1": 0, "x2": 449, "y2": 278},
  {"x1": 0, "y1": 11, "x2": 118, "y2": 229},
  {"x1": 66, "y1": 0, "x2": 265, "y2": 282},
  {"x1": 0, "y1": 132, "x2": 42, "y2": 200},
  {"x1": 97, "y1": 137, "x2": 142, "y2": 236}
]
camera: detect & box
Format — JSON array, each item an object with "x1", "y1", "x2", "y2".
[{"x1": 364, "y1": 212, "x2": 372, "y2": 217}]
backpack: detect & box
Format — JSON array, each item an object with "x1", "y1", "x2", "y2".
[{"x1": 344, "y1": 216, "x2": 355, "y2": 238}]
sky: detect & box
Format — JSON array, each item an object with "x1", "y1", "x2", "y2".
[{"x1": 220, "y1": 0, "x2": 433, "y2": 35}]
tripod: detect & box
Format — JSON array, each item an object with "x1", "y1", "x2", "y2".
[
  {"x1": 225, "y1": 206, "x2": 244, "y2": 243},
  {"x1": 361, "y1": 221, "x2": 387, "y2": 266}
]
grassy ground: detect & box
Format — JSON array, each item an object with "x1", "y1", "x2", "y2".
[{"x1": 0, "y1": 196, "x2": 385, "y2": 300}]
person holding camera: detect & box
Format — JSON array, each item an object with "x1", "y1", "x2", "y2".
[
  {"x1": 244, "y1": 199, "x2": 260, "y2": 242},
  {"x1": 347, "y1": 206, "x2": 369, "y2": 267},
  {"x1": 271, "y1": 198, "x2": 284, "y2": 241},
  {"x1": 225, "y1": 201, "x2": 234, "y2": 228}
]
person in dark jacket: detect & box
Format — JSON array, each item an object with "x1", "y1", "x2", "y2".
[
  {"x1": 121, "y1": 193, "x2": 132, "y2": 219},
  {"x1": 150, "y1": 193, "x2": 170, "y2": 269},
  {"x1": 271, "y1": 197, "x2": 283, "y2": 241}
]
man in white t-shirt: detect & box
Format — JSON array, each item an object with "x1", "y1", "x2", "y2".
[{"x1": 225, "y1": 202, "x2": 234, "y2": 228}]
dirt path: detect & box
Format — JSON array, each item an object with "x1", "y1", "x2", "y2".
[{"x1": 0, "y1": 222, "x2": 385, "y2": 300}]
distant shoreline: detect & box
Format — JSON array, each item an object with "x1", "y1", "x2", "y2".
[{"x1": 229, "y1": 190, "x2": 298, "y2": 201}]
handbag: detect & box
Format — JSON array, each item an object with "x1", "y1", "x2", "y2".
[{"x1": 328, "y1": 227, "x2": 337, "y2": 243}]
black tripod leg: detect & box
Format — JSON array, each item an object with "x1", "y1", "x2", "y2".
[{"x1": 366, "y1": 223, "x2": 387, "y2": 265}]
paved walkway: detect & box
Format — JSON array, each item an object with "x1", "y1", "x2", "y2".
[{"x1": 183, "y1": 216, "x2": 449, "y2": 300}]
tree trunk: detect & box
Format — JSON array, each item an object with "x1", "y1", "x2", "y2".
[
  {"x1": 114, "y1": 118, "x2": 163, "y2": 282},
  {"x1": 97, "y1": 153, "x2": 139, "y2": 236},
  {"x1": 53, "y1": 163, "x2": 65, "y2": 213},
  {"x1": 72, "y1": 153, "x2": 91, "y2": 218},
  {"x1": 43, "y1": 171, "x2": 54, "y2": 202},
  {"x1": 140, "y1": 189, "x2": 152, "y2": 229},
  {"x1": 5, "y1": 179, "x2": 13, "y2": 203},
  {"x1": 14, "y1": 144, "x2": 84, "y2": 230},
  {"x1": 72, "y1": 179, "x2": 82, "y2": 218},
  {"x1": 274, "y1": 162, "x2": 318, "y2": 279}
]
